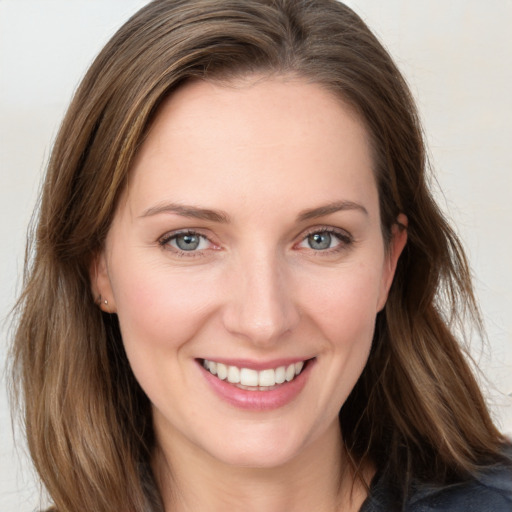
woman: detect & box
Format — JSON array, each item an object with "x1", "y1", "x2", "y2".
[{"x1": 10, "y1": 0, "x2": 512, "y2": 511}]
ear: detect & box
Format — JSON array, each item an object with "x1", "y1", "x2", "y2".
[
  {"x1": 89, "y1": 250, "x2": 117, "y2": 313},
  {"x1": 377, "y1": 213, "x2": 408, "y2": 311}
]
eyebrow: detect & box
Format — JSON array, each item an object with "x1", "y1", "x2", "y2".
[
  {"x1": 297, "y1": 200, "x2": 368, "y2": 222},
  {"x1": 139, "y1": 199, "x2": 367, "y2": 223},
  {"x1": 139, "y1": 202, "x2": 230, "y2": 223}
]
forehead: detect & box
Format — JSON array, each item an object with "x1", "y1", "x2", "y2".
[
  {"x1": 124, "y1": 76, "x2": 377, "y2": 220},
  {"x1": 144, "y1": 75, "x2": 366, "y2": 148}
]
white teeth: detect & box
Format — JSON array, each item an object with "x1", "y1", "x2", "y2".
[
  {"x1": 240, "y1": 368, "x2": 259, "y2": 387},
  {"x1": 216, "y1": 363, "x2": 228, "y2": 380},
  {"x1": 275, "y1": 366, "x2": 286, "y2": 384},
  {"x1": 258, "y1": 369, "x2": 276, "y2": 387},
  {"x1": 285, "y1": 364, "x2": 295, "y2": 382},
  {"x1": 207, "y1": 360, "x2": 217, "y2": 375},
  {"x1": 202, "y1": 359, "x2": 307, "y2": 388},
  {"x1": 227, "y1": 365, "x2": 240, "y2": 384}
]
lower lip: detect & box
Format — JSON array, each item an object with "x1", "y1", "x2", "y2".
[{"x1": 199, "y1": 360, "x2": 314, "y2": 411}]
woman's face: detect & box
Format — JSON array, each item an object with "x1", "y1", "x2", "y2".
[{"x1": 94, "y1": 77, "x2": 406, "y2": 469}]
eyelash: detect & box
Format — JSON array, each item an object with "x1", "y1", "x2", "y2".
[
  {"x1": 157, "y1": 226, "x2": 353, "y2": 257},
  {"x1": 296, "y1": 226, "x2": 353, "y2": 254},
  {"x1": 158, "y1": 230, "x2": 213, "y2": 258}
]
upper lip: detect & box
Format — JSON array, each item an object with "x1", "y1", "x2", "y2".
[{"x1": 198, "y1": 357, "x2": 314, "y2": 371}]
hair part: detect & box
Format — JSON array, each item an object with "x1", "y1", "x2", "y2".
[{"x1": 10, "y1": 1, "x2": 507, "y2": 511}]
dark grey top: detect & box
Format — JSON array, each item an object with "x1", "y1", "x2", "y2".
[{"x1": 360, "y1": 462, "x2": 512, "y2": 512}]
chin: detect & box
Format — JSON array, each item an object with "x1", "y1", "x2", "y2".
[
  {"x1": 202, "y1": 424, "x2": 314, "y2": 470},
  {"x1": 212, "y1": 446, "x2": 300, "y2": 470}
]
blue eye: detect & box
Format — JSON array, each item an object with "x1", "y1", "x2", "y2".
[
  {"x1": 174, "y1": 233, "x2": 201, "y2": 251},
  {"x1": 160, "y1": 231, "x2": 211, "y2": 252},
  {"x1": 307, "y1": 232, "x2": 333, "y2": 250},
  {"x1": 297, "y1": 228, "x2": 352, "y2": 252}
]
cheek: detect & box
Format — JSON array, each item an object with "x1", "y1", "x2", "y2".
[
  {"x1": 109, "y1": 263, "x2": 223, "y2": 414},
  {"x1": 299, "y1": 263, "x2": 383, "y2": 345},
  {"x1": 110, "y1": 260, "x2": 220, "y2": 357},
  {"x1": 290, "y1": 263, "x2": 383, "y2": 428}
]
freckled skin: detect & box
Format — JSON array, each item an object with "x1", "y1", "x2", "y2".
[{"x1": 92, "y1": 77, "x2": 406, "y2": 509}]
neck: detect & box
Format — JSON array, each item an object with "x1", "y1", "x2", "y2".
[{"x1": 152, "y1": 421, "x2": 371, "y2": 512}]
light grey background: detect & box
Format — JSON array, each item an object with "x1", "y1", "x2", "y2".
[{"x1": 1, "y1": 1, "x2": 511, "y2": 510}]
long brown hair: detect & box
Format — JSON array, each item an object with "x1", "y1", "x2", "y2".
[{"x1": 10, "y1": 1, "x2": 508, "y2": 510}]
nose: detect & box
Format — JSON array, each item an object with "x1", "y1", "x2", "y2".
[{"x1": 221, "y1": 250, "x2": 300, "y2": 346}]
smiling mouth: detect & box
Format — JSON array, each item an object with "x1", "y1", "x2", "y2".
[{"x1": 201, "y1": 359, "x2": 310, "y2": 390}]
